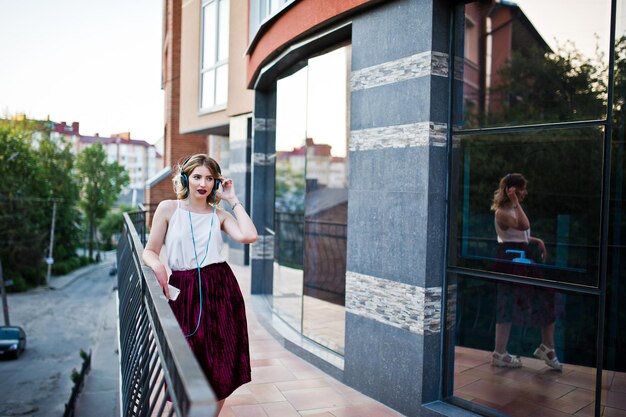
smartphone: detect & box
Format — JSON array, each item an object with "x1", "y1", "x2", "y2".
[
  {"x1": 160, "y1": 284, "x2": 181, "y2": 301},
  {"x1": 168, "y1": 284, "x2": 181, "y2": 301}
]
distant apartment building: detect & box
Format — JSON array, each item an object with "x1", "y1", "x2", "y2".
[
  {"x1": 50, "y1": 121, "x2": 163, "y2": 201},
  {"x1": 78, "y1": 132, "x2": 163, "y2": 190}
]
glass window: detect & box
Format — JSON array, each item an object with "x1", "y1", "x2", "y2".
[
  {"x1": 272, "y1": 45, "x2": 350, "y2": 354},
  {"x1": 273, "y1": 65, "x2": 308, "y2": 332},
  {"x1": 455, "y1": 0, "x2": 611, "y2": 129},
  {"x1": 302, "y1": 46, "x2": 350, "y2": 355},
  {"x1": 201, "y1": 0, "x2": 229, "y2": 110},
  {"x1": 258, "y1": 0, "x2": 287, "y2": 24},
  {"x1": 448, "y1": 127, "x2": 603, "y2": 287},
  {"x1": 446, "y1": 273, "x2": 599, "y2": 416}
]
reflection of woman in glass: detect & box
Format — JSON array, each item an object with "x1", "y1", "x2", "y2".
[{"x1": 490, "y1": 173, "x2": 562, "y2": 371}]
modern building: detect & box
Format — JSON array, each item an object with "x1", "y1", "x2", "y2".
[{"x1": 151, "y1": 1, "x2": 626, "y2": 416}]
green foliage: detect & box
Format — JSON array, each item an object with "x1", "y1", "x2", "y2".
[
  {"x1": 75, "y1": 143, "x2": 129, "y2": 259},
  {"x1": 466, "y1": 41, "x2": 607, "y2": 128},
  {"x1": 275, "y1": 160, "x2": 305, "y2": 212},
  {"x1": 37, "y1": 135, "x2": 82, "y2": 263},
  {"x1": 70, "y1": 368, "x2": 80, "y2": 384},
  {"x1": 51, "y1": 255, "x2": 95, "y2": 276},
  {"x1": 99, "y1": 204, "x2": 134, "y2": 249},
  {"x1": 0, "y1": 123, "x2": 50, "y2": 287}
]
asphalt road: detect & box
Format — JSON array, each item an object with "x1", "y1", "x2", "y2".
[{"x1": 0, "y1": 261, "x2": 116, "y2": 417}]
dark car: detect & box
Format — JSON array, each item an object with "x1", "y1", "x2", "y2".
[{"x1": 0, "y1": 326, "x2": 26, "y2": 359}]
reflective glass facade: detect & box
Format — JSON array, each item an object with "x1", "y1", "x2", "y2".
[
  {"x1": 446, "y1": 1, "x2": 626, "y2": 416},
  {"x1": 269, "y1": 45, "x2": 351, "y2": 355}
]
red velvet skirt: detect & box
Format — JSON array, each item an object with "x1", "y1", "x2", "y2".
[{"x1": 168, "y1": 262, "x2": 251, "y2": 400}]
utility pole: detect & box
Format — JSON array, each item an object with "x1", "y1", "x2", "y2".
[
  {"x1": 0, "y1": 259, "x2": 10, "y2": 326},
  {"x1": 45, "y1": 200, "x2": 57, "y2": 287}
]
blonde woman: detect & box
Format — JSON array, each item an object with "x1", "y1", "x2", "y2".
[
  {"x1": 142, "y1": 154, "x2": 257, "y2": 415},
  {"x1": 490, "y1": 173, "x2": 561, "y2": 371}
]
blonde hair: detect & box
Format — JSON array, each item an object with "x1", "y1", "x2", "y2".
[
  {"x1": 173, "y1": 154, "x2": 222, "y2": 204},
  {"x1": 491, "y1": 173, "x2": 527, "y2": 211}
]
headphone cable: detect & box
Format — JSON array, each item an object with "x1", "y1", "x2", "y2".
[{"x1": 184, "y1": 187, "x2": 217, "y2": 338}]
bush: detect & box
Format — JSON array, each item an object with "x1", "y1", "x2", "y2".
[
  {"x1": 6, "y1": 276, "x2": 28, "y2": 293},
  {"x1": 51, "y1": 256, "x2": 95, "y2": 276}
]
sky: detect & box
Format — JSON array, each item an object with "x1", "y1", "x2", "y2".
[
  {"x1": 513, "y1": 0, "x2": 611, "y2": 61},
  {"x1": 0, "y1": 0, "x2": 163, "y2": 144},
  {"x1": 0, "y1": 0, "x2": 616, "y2": 149}
]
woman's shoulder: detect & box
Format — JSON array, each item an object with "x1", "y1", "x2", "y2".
[{"x1": 155, "y1": 199, "x2": 179, "y2": 216}]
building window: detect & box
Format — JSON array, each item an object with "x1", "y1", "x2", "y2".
[
  {"x1": 249, "y1": 0, "x2": 291, "y2": 39},
  {"x1": 271, "y1": 45, "x2": 351, "y2": 355},
  {"x1": 259, "y1": 0, "x2": 285, "y2": 22},
  {"x1": 200, "y1": 0, "x2": 229, "y2": 111}
]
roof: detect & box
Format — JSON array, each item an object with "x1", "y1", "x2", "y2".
[
  {"x1": 146, "y1": 167, "x2": 173, "y2": 189},
  {"x1": 305, "y1": 188, "x2": 348, "y2": 216},
  {"x1": 80, "y1": 135, "x2": 153, "y2": 148}
]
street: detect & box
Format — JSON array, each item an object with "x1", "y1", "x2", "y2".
[{"x1": 0, "y1": 261, "x2": 116, "y2": 417}]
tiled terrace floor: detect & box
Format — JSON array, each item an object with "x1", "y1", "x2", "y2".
[
  {"x1": 229, "y1": 262, "x2": 626, "y2": 417},
  {"x1": 454, "y1": 346, "x2": 626, "y2": 417},
  {"x1": 224, "y1": 264, "x2": 404, "y2": 417}
]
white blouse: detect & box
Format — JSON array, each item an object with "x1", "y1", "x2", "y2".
[
  {"x1": 165, "y1": 201, "x2": 225, "y2": 271},
  {"x1": 494, "y1": 208, "x2": 530, "y2": 243}
]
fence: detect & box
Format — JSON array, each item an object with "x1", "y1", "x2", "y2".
[
  {"x1": 127, "y1": 210, "x2": 147, "y2": 247},
  {"x1": 117, "y1": 213, "x2": 215, "y2": 417}
]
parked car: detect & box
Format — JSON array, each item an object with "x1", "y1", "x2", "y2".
[{"x1": 0, "y1": 326, "x2": 26, "y2": 359}]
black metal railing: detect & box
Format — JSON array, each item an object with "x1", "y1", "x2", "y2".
[
  {"x1": 127, "y1": 210, "x2": 147, "y2": 246},
  {"x1": 117, "y1": 213, "x2": 215, "y2": 417}
]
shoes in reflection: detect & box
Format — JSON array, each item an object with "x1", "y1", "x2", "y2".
[
  {"x1": 492, "y1": 351, "x2": 522, "y2": 368},
  {"x1": 533, "y1": 344, "x2": 563, "y2": 371}
]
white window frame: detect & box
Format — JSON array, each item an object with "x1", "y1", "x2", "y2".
[{"x1": 200, "y1": 0, "x2": 229, "y2": 112}]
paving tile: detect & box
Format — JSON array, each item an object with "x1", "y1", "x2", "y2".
[
  {"x1": 460, "y1": 368, "x2": 515, "y2": 386},
  {"x1": 573, "y1": 403, "x2": 596, "y2": 417},
  {"x1": 603, "y1": 389, "x2": 626, "y2": 410},
  {"x1": 260, "y1": 401, "x2": 301, "y2": 417},
  {"x1": 454, "y1": 372, "x2": 481, "y2": 390},
  {"x1": 524, "y1": 387, "x2": 593, "y2": 414},
  {"x1": 231, "y1": 404, "x2": 269, "y2": 417},
  {"x1": 553, "y1": 371, "x2": 596, "y2": 390},
  {"x1": 282, "y1": 387, "x2": 350, "y2": 411},
  {"x1": 251, "y1": 358, "x2": 285, "y2": 367},
  {"x1": 249, "y1": 383, "x2": 287, "y2": 403},
  {"x1": 611, "y1": 373, "x2": 626, "y2": 393},
  {"x1": 456, "y1": 379, "x2": 522, "y2": 406},
  {"x1": 480, "y1": 398, "x2": 541, "y2": 417},
  {"x1": 604, "y1": 405, "x2": 626, "y2": 416},
  {"x1": 252, "y1": 365, "x2": 298, "y2": 383},
  {"x1": 275, "y1": 378, "x2": 330, "y2": 392},
  {"x1": 224, "y1": 393, "x2": 258, "y2": 406},
  {"x1": 455, "y1": 346, "x2": 492, "y2": 368},
  {"x1": 332, "y1": 403, "x2": 405, "y2": 417},
  {"x1": 526, "y1": 405, "x2": 576, "y2": 417}
]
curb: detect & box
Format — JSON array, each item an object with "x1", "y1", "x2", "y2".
[{"x1": 49, "y1": 260, "x2": 116, "y2": 290}]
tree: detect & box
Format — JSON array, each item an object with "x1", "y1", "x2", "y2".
[
  {"x1": 99, "y1": 204, "x2": 134, "y2": 250},
  {"x1": 76, "y1": 143, "x2": 129, "y2": 259},
  {"x1": 37, "y1": 134, "x2": 82, "y2": 265},
  {"x1": 0, "y1": 123, "x2": 49, "y2": 288},
  {"x1": 470, "y1": 42, "x2": 607, "y2": 127}
]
